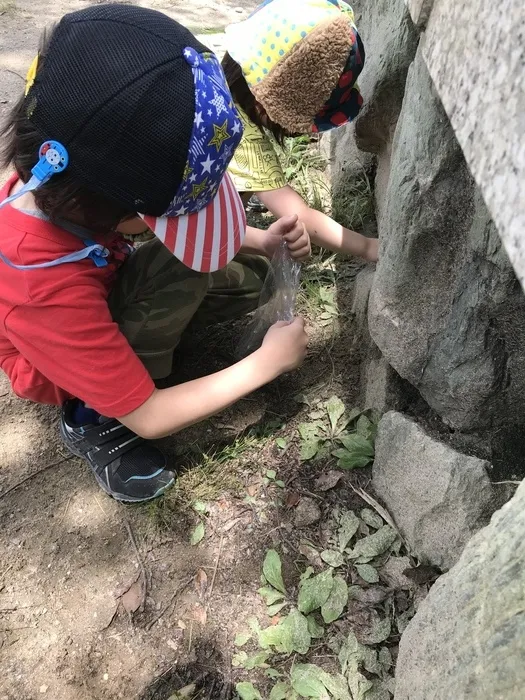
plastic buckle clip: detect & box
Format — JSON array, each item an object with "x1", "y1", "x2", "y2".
[
  {"x1": 31, "y1": 141, "x2": 69, "y2": 185},
  {"x1": 84, "y1": 240, "x2": 110, "y2": 268}
]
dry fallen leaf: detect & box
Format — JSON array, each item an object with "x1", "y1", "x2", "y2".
[
  {"x1": 223, "y1": 517, "x2": 243, "y2": 533},
  {"x1": 192, "y1": 603, "x2": 207, "y2": 625},
  {"x1": 314, "y1": 471, "x2": 343, "y2": 492},
  {"x1": 120, "y1": 579, "x2": 143, "y2": 614},
  {"x1": 350, "y1": 585, "x2": 391, "y2": 606},
  {"x1": 286, "y1": 492, "x2": 301, "y2": 508},
  {"x1": 299, "y1": 542, "x2": 323, "y2": 568},
  {"x1": 194, "y1": 569, "x2": 208, "y2": 600}
]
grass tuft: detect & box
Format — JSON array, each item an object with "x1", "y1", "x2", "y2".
[
  {"x1": 143, "y1": 429, "x2": 272, "y2": 530},
  {"x1": 277, "y1": 136, "x2": 330, "y2": 213},
  {"x1": 331, "y1": 170, "x2": 375, "y2": 232}
]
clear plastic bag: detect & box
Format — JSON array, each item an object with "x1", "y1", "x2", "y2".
[{"x1": 237, "y1": 239, "x2": 301, "y2": 359}]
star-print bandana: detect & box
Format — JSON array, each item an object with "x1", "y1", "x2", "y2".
[
  {"x1": 141, "y1": 47, "x2": 247, "y2": 273},
  {"x1": 164, "y1": 47, "x2": 244, "y2": 217},
  {"x1": 312, "y1": 29, "x2": 365, "y2": 132}
]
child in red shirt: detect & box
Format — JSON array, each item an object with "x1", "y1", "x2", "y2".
[{"x1": 0, "y1": 5, "x2": 309, "y2": 503}]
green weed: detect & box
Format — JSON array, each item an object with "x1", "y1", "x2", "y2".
[
  {"x1": 331, "y1": 171, "x2": 375, "y2": 232},
  {"x1": 277, "y1": 136, "x2": 329, "y2": 212},
  {"x1": 144, "y1": 430, "x2": 269, "y2": 530}
]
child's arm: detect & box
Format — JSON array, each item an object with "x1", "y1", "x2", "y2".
[
  {"x1": 117, "y1": 318, "x2": 307, "y2": 439},
  {"x1": 257, "y1": 185, "x2": 378, "y2": 262}
]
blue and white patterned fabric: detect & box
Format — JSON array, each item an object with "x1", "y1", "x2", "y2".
[{"x1": 165, "y1": 47, "x2": 244, "y2": 217}]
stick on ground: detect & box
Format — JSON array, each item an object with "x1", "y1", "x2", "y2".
[
  {"x1": 145, "y1": 575, "x2": 193, "y2": 631},
  {"x1": 0, "y1": 457, "x2": 73, "y2": 501},
  {"x1": 122, "y1": 514, "x2": 149, "y2": 613}
]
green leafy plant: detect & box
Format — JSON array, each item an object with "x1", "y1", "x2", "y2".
[
  {"x1": 232, "y1": 503, "x2": 412, "y2": 700},
  {"x1": 263, "y1": 470, "x2": 285, "y2": 489},
  {"x1": 296, "y1": 396, "x2": 379, "y2": 468}
]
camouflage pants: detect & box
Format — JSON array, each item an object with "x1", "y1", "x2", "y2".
[{"x1": 108, "y1": 238, "x2": 269, "y2": 379}]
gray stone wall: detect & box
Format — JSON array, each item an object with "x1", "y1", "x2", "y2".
[
  {"x1": 324, "y1": 1, "x2": 525, "y2": 694},
  {"x1": 326, "y1": 0, "x2": 525, "y2": 470}
]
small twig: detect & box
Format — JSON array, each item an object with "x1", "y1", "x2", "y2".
[
  {"x1": 2, "y1": 68, "x2": 24, "y2": 81},
  {"x1": 206, "y1": 534, "x2": 224, "y2": 609},
  {"x1": 94, "y1": 495, "x2": 108, "y2": 517},
  {"x1": 348, "y1": 481, "x2": 406, "y2": 545},
  {"x1": 0, "y1": 563, "x2": 14, "y2": 585},
  {"x1": 188, "y1": 620, "x2": 194, "y2": 653},
  {"x1": 296, "y1": 487, "x2": 324, "y2": 501},
  {"x1": 262, "y1": 525, "x2": 286, "y2": 542},
  {"x1": 492, "y1": 480, "x2": 521, "y2": 485},
  {"x1": 145, "y1": 575, "x2": 193, "y2": 631},
  {"x1": 0, "y1": 457, "x2": 73, "y2": 500},
  {"x1": 122, "y1": 514, "x2": 148, "y2": 612}
]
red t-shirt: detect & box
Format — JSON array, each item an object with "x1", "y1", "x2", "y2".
[{"x1": 0, "y1": 175, "x2": 155, "y2": 417}]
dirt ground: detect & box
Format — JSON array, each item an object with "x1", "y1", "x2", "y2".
[{"x1": 0, "y1": 3, "x2": 409, "y2": 699}]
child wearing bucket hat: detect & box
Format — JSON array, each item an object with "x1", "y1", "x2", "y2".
[
  {"x1": 223, "y1": 0, "x2": 378, "y2": 263},
  {"x1": 0, "y1": 4, "x2": 309, "y2": 503}
]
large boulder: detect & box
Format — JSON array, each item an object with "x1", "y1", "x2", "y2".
[
  {"x1": 395, "y1": 478, "x2": 525, "y2": 700},
  {"x1": 373, "y1": 412, "x2": 494, "y2": 570},
  {"x1": 368, "y1": 46, "x2": 525, "y2": 432}
]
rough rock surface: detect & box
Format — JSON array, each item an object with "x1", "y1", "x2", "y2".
[
  {"x1": 373, "y1": 412, "x2": 494, "y2": 570},
  {"x1": 351, "y1": 268, "x2": 407, "y2": 414},
  {"x1": 423, "y1": 0, "x2": 525, "y2": 293},
  {"x1": 352, "y1": 0, "x2": 418, "y2": 155},
  {"x1": 294, "y1": 498, "x2": 321, "y2": 529},
  {"x1": 395, "y1": 478, "x2": 525, "y2": 700},
  {"x1": 368, "y1": 47, "x2": 525, "y2": 432},
  {"x1": 405, "y1": 0, "x2": 434, "y2": 28}
]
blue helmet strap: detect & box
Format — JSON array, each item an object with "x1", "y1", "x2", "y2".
[{"x1": 0, "y1": 140, "x2": 110, "y2": 270}]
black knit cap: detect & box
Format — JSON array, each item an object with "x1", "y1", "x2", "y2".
[{"x1": 25, "y1": 4, "x2": 208, "y2": 216}]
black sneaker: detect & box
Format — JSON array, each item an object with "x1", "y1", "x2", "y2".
[
  {"x1": 60, "y1": 400, "x2": 175, "y2": 503},
  {"x1": 247, "y1": 195, "x2": 268, "y2": 213}
]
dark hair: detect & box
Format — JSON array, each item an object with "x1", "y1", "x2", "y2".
[
  {"x1": 1, "y1": 26, "x2": 135, "y2": 233},
  {"x1": 221, "y1": 52, "x2": 290, "y2": 146}
]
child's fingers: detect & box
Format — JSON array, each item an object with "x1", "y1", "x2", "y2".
[
  {"x1": 289, "y1": 243, "x2": 312, "y2": 261},
  {"x1": 283, "y1": 222, "x2": 306, "y2": 243},
  {"x1": 286, "y1": 233, "x2": 310, "y2": 251}
]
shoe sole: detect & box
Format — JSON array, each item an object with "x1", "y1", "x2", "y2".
[{"x1": 60, "y1": 423, "x2": 174, "y2": 504}]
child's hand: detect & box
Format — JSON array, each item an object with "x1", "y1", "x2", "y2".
[
  {"x1": 260, "y1": 318, "x2": 308, "y2": 373},
  {"x1": 266, "y1": 214, "x2": 311, "y2": 261}
]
